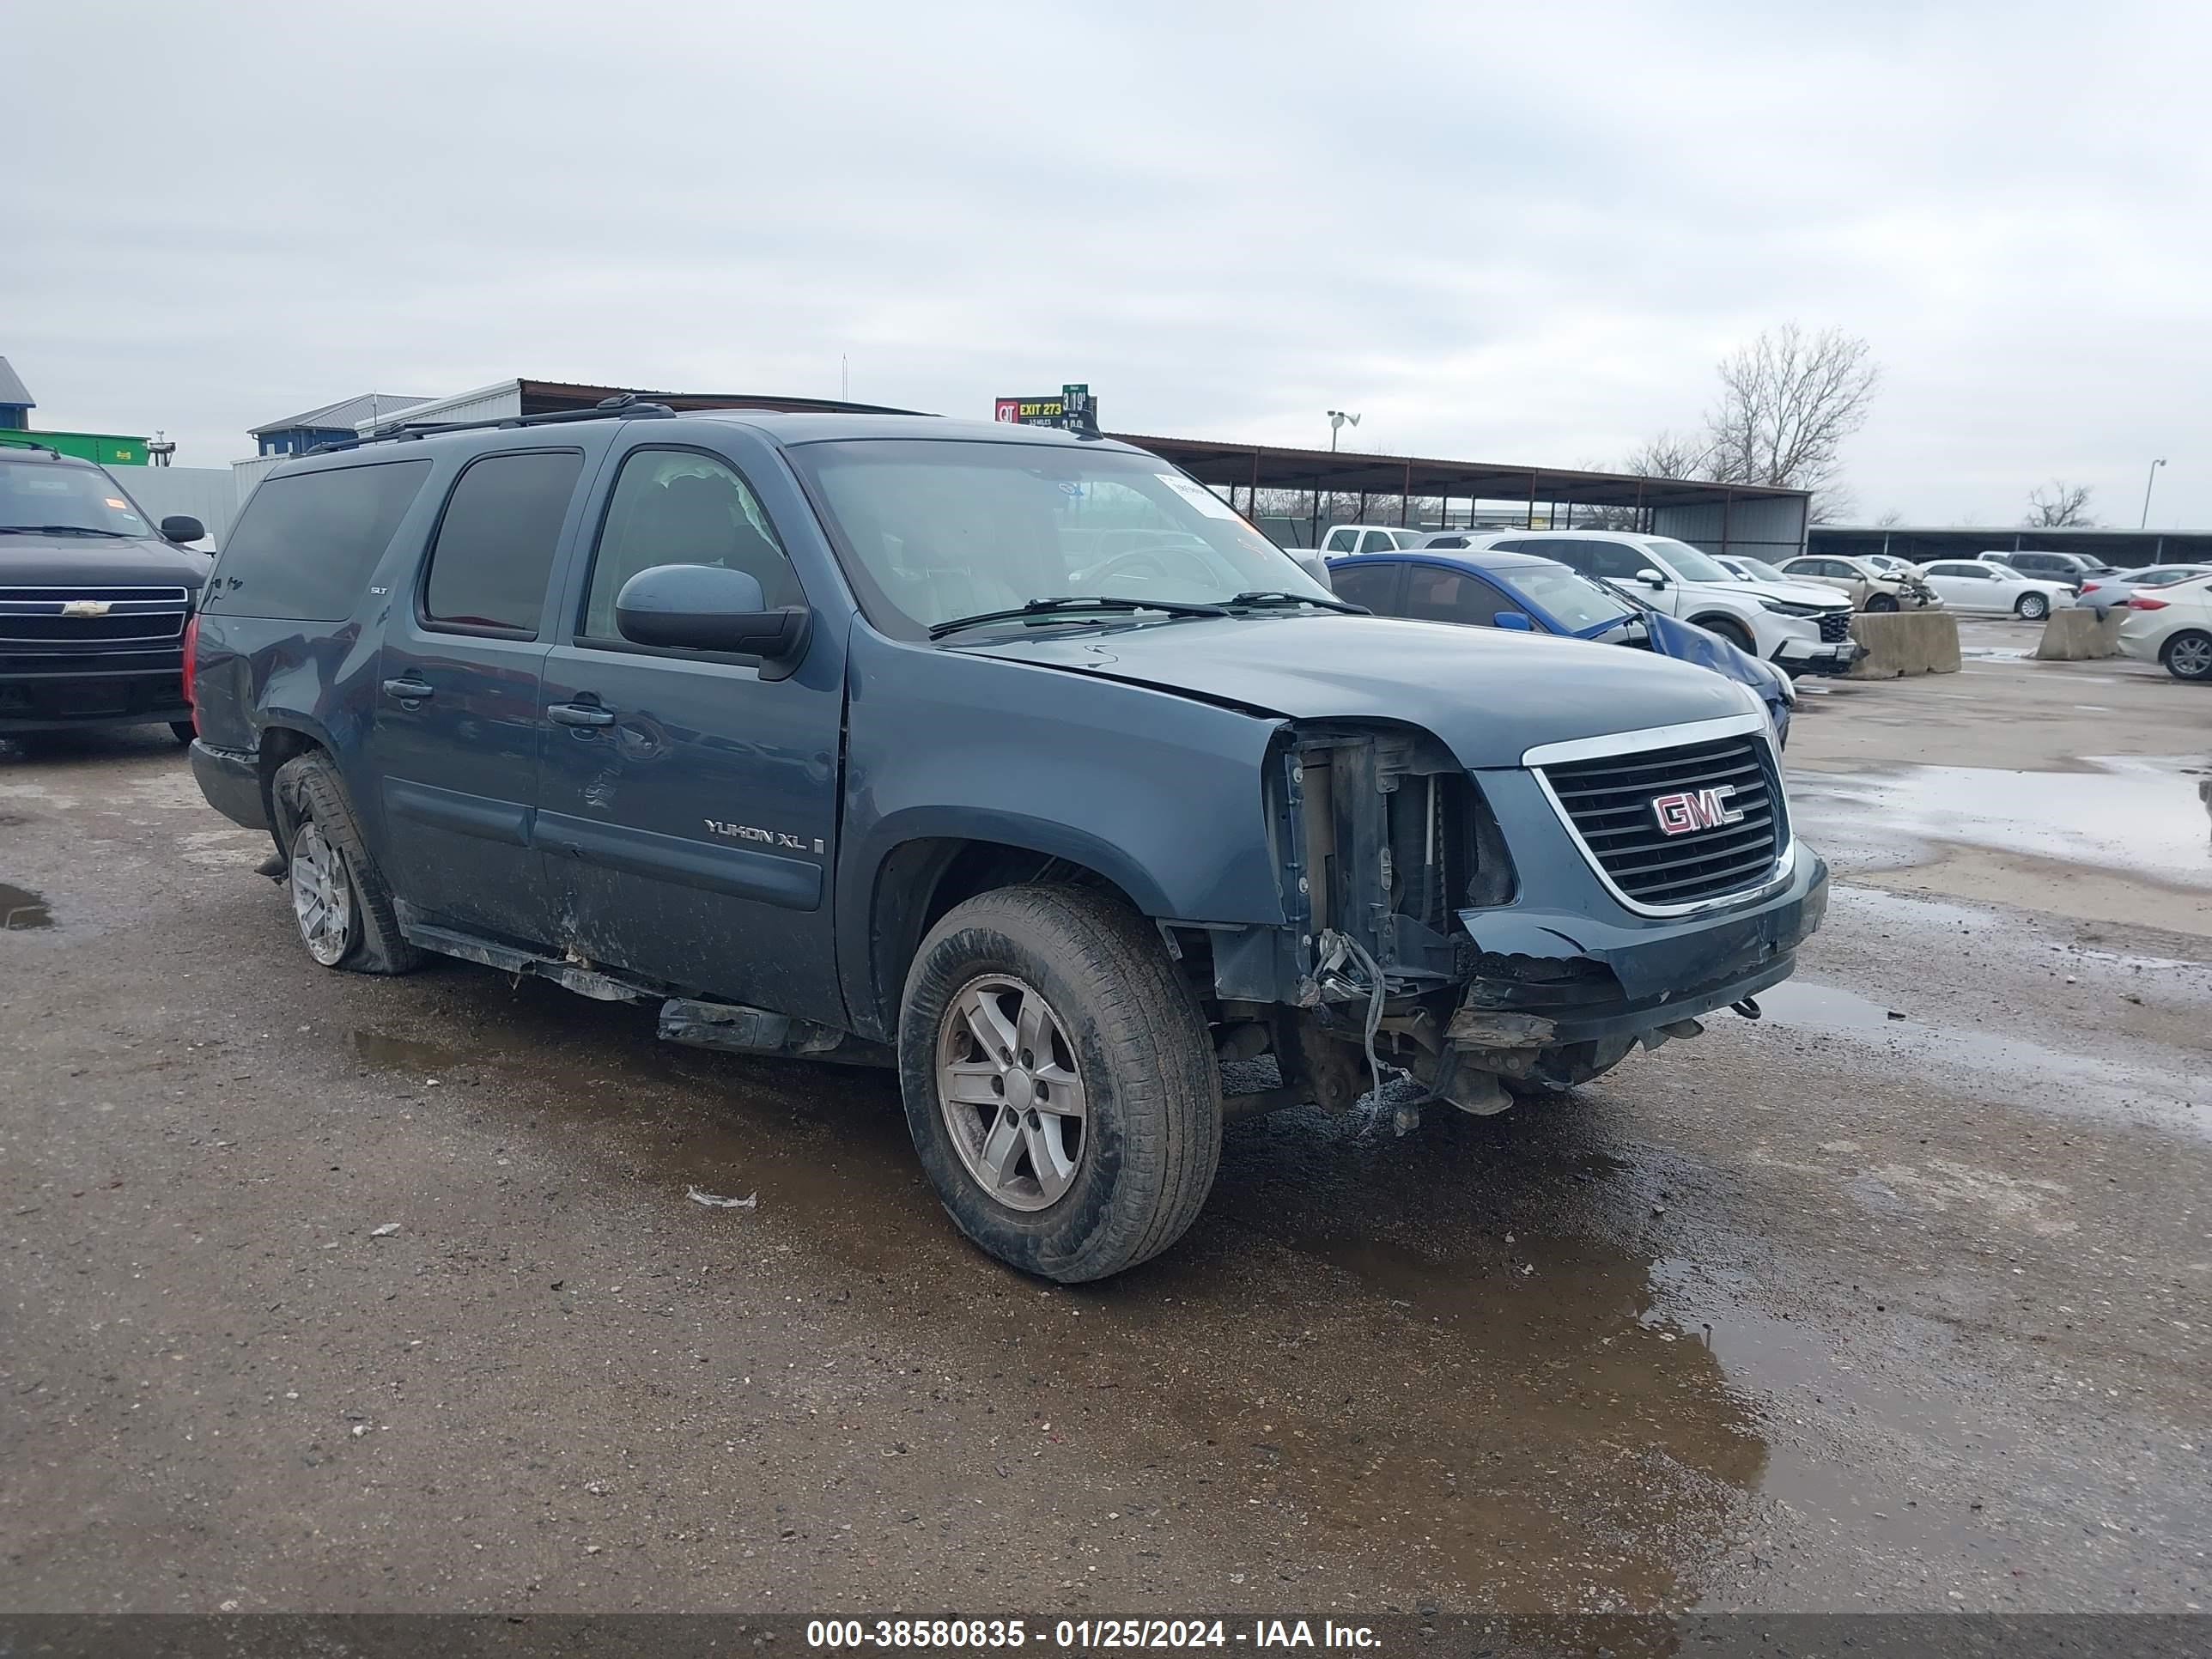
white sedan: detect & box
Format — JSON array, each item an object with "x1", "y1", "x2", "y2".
[
  {"x1": 1915, "y1": 559, "x2": 2075, "y2": 619},
  {"x1": 2118, "y1": 574, "x2": 2212, "y2": 682}
]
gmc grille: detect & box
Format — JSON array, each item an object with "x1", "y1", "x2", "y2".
[
  {"x1": 1817, "y1": 611, "x2": 1852, "y2": 643},
  {"x1": 1539, "y1": 732, "x2": 1785, "y2": 908},
  {"x1": 0, "y1": 586, "x2": 190, "y2": 650}
]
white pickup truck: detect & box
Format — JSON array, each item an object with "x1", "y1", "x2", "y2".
[{"x1": 1316, "y1": 524, "x2": 1429, "y2": 556}]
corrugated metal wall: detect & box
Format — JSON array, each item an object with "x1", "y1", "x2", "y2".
[
  {"x1": 357, "y1": 380, "x2": 521, "y2": 432},
  {"x1": 1651, "y1": 494, "x2": 1808, "y2": 560},
  {"x1": 124, "y1": 467, "x2": 243, "y2": 543}
]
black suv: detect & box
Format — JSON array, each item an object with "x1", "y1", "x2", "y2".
[
  {"x1": 0, "y1": 439, "x2": 210, "y2": 740},
  {"x1": 188, "y1": 405, "x2": 1826, "y2": 1281}
]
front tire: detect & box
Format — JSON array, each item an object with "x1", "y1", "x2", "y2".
[
  {"x1": 1693, "y1": 615, "x2": 1758, "y2": 653},
  {"x1": 270, "y1": 752, "x2": 422, "y2": 975},
  {"x1": 898, "y1": 884, "x2": 1222, "y2": 1282},
  {"x1": 2016, "y1": 592, "x2": 2051, "y2": 621},
  {"x1": 2162, "y1": 629, "x2": 2212, "y2": 682},
  {"x1": 1867, "y1": 592, "x2": 1899, "y2": 613}
]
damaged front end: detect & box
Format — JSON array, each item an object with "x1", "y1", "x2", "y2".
[{"x1": 1200, "y1": 717, "x2": 1828, "y2": 1122}]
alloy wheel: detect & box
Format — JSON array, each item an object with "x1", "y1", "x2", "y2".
[
  {"x1": 289, "y1": 819, "x2": 354, "y2": 966},
  {"x1": 936, "y1": 974, "x2": 1088, "y2": 1211}
]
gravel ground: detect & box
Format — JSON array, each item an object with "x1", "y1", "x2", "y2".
[{"x1": 2, "y1": 623, "x2": 2207, "y2": 1617}]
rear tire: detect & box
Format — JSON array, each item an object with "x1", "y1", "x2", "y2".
[
  {"x1": 1867, "y1": 592, "x2": 1899, "y2": 613},
  {"x1": 898, "y1": 884, "x2": 1222, "y2": 1282},
  {"x1": 170, "y1": 721, "x2": 197, "y2": 745},
  {"x1": 1693, "y1": 615, "x2": 1757, "y2": 653},
  {"x1": 2015, "y1": 592, "x2": 2051, "y2": 621},
  {"x1": 270, "y1": 752, "x2": 422, "y2": 975},
  {"x1": 2161, "y1": 629, "x2": 2212, "y2": 683}
]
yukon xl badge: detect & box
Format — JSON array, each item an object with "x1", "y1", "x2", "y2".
[
  {"x1": 705, "y1": 819, "x2": 824, "y2": 855},
  {"x1": 1650, "y1": 785, "x2": 1745, "y2": 837}
]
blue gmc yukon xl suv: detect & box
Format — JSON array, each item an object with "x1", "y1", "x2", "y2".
[{"x1": 189, "y1": 405, "x2": 1826, "y2": 1280}]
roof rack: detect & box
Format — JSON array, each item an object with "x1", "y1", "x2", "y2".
[
  {"x1": 0, "y1": 434, "x2": 65, "y2": 459},
  {"x1": 307, "y1": 392, "x2": 678, "y2": 456}
]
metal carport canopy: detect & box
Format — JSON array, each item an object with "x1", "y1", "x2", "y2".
[{"x1": 1109, "y1": 431, "x2": 1806, "y2": 514}]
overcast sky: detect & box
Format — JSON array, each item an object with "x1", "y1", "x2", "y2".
[{"x1": 7, "y1": 1, "x2": 2207, "y2": 526}]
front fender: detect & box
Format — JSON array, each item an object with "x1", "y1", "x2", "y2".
[{"x1": 836, "y1": 626, "x2": 1290, "y2": 1032}]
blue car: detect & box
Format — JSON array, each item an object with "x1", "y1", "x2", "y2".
[{"x1": 1328, "y1": 548, "x2": 1795, "y2": 747}]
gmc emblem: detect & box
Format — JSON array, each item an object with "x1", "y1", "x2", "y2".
[{"x1": 1650, "y1": 784, "x2": 1746, "y2": 836}]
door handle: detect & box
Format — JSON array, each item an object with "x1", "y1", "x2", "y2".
[
  {"x1": 381, "y1": 677, "x2": 434, "y2": 702},
  {"x1": 547, "y1": 702, "x2": 616, "y2": 729}
]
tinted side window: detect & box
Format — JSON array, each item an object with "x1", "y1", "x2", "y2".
[
  {"x1": 1323, "y1": 528, "x2": 1359, "y2": 552},
  {"x1": 1531, "y1": 540, "x2": 1591, "y2": 573},
  {"x1": 581, "y1": 449, "x2": 801, "y2": 645},
  {"x1": 422, "y1": 451, "x2": 584, "y2": 637},
  {"x1": 1327, "y1": 561, "x2": 1401, "y2": 613},
  {"x1": 1403, "y1": 565, "x2": 1507, "y2": 627},
  {"x1": 202, "y1": 460, "x2": 432, "y2": 621},
  {"x1": 1583, "y1": 540, "x2": 1650, "y2": 580}
]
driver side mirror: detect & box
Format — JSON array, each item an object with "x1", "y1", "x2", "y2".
[
  {"x1": 615, "y1": 564, "x2": 810, "y2": 670},
  {"x1": 161, "y1": 514, "x2": 205, "y2": 544},
  {"x1": 1635, "y1": 568, "x2": 1669, "y2": 588},
  {"x1": 1493, "y1": 611, "x2": 1535, "y2": 631}
]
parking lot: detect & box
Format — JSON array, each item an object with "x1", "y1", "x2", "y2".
[{"x1": 2, "y1": 615, "x2": 2206, "y2": 1617}]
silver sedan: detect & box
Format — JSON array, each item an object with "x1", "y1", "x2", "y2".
[{"x1": 2073, "y1": 564, "x2": 2212, "y2": 617}]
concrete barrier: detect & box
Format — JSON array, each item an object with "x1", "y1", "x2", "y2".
[
  {"x1": 1844, "y1": 610, "x2": 1962, "y2": 678},
  {"x1": 2032, "y1": 606, "x2": 2125, "y2": 661}
]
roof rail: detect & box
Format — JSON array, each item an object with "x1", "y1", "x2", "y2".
[
  {"x1": 307, "y1": 392, "x2": 678, "y2": 456},
  {"x1": 0, "y1": 434, "x2": 65, "y2": 459}
]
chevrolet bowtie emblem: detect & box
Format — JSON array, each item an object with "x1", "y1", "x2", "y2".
[{"x1": 60, "y1": 600, "x2": 112, "y2": 618}]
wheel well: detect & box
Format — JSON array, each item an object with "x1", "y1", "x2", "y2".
[
  {"x1": 1689, "y1": 611, "x2": 1755, "y2": 643},
  {"x1": 868, "y1": 838, "x2": 1147, "y2": 1039},
  {"x1": 256, "y1": 726, "x2": 322, "y2": 839}
]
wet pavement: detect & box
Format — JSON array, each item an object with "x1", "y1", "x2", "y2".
[{"x1": 3, "y1": 639, "x2": 2209, "y2": 1616}]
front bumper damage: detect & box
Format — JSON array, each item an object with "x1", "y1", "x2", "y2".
[
  {"x1": 1771, "y1": 636, "x2": 1866, "y2": 676},
  {"x1": 1215, "y1": 716, "x2": 1830, "y2": 1121},
  {"x1": 1423, "y1": 846, "x2": 1828, "y2": 1107}
]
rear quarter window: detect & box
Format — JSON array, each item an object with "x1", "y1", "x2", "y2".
[{"x1": 201, "y1": 460, "x2": 433, "y2": 621}]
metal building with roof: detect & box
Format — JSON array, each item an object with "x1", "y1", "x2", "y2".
[
  {"x1": 0, "y1": 356, "x2": 35, "y2": 430},
  {"x1": 251, "y1": 392, "x2": 430, "y2": 458},
  {"x1": 1810, "y1": 524, "x2": 2212, "y2": 568}
]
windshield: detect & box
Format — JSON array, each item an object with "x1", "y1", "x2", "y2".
[
  {"x1": 0, "y1": 459, "x2": 153, "y2": 538},
  {"x1": 1510, "y1": 565, "x2": 1635, "y2": 634},
  {"x1": 1730, "y1": 556, "x2": 1791, "y2": 582},
  {"x1": 1639, "y1": 537, "x2": 1735, "y2": 584},
  {"x1": 791, "y1": 440, "x2": 1334, "y2": 638}
]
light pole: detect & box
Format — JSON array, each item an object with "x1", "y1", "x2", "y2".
[
  {"x1": 1327, "y1": 410, "x2": 1359, "y2": 452},
  {"x1": 2141, "y1": 457, "x2": 2167, "y2": 528}
]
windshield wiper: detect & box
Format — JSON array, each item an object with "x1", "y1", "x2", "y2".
[
  {"x1": 1227, "y1": 590, "x2": 1367, "y2": 615},
  {"x1": 0, "y1": 523, "x2": 132, "y2": 538},
  {"x1": 928, "y1": 594, "x2": 1229, "y2": 640}
]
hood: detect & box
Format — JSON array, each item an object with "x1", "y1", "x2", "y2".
[
  {"x1": 0, "y1": 532, "x2": 212, "y2": 591},
  {"x1": 1725, "y1": 576, "x2": 1851, "y2": 611},
  {"x1": 1639, "y1": 608, "x2": 1771, "y2": 688},
  {"x1": 957, "y1": 613, "x2": 1754, "y2": 769}
]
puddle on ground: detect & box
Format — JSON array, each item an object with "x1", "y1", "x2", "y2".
[
  {"x1": 1752, "y1": 979, "x2": 2209, "y2": 1139},
  {"x1": 0, "y1": 882, "x2": 53, "y2": 929},
  {"x1": 1792, "y1": 756, "x2": 2212, "y2": 891},
  {"x1": 352, "y1": 1029, "x2": 496, "y2": 1073},
  {"x1": 333, "y1": 966, "x2": 2079, "y2": 1609}
]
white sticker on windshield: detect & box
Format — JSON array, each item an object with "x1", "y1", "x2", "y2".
[{"x1": 1156, "y1": 473, "x2": 1240, "y2": 520}]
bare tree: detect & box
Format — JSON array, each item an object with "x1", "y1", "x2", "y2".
[
  {"x1": 2024, "y1": 480, "x2": 2096, "y2": 527},
  {"x1": 1875, "y1": 508, "x2": 1905, "y2": 527},
  {"x1": 1620, "y1": 429, "x2": 1715, "y2": 482},
  {"x1": 1702, "y1": 325, "x2": 1880, "y2": 502}
]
